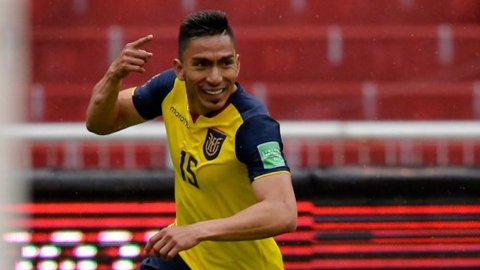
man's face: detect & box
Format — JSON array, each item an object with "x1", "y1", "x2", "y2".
[{"x1": 174, "y1": 34, "x2": 240, "y2": 116}]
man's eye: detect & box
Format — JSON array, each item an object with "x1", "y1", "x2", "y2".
[
  {"x1": 223, "y1": 60, "x2": 233, "y2": 66},
  {"x1": 193, "y1": 61, "x2": 207, "y2": 67}
]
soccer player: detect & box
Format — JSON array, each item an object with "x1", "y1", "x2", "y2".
[{"x1": 86, "y1": 10, "x2": 297, "y2": 270}]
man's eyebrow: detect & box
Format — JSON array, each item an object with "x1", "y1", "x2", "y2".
[
  {"x1": 191, "y1": 54, "x2": 235, "y2": 62},
  {"x1": 191, "y1": 56, "x2": 209, "y2": 62},
  {"x1": 220, "y1": 54, "x2": 235, "y2": 60}
]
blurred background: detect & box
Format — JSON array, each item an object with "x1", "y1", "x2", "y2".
[{"x1": 3, "y1": 0, "x2": 480, "y2": 269}]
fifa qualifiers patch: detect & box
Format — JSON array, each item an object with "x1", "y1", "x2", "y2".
[
  {"x1": 203, "y1": 128, "x2": 226, "y2": 161},
  {"x1": 257, "y1": 141, "x2": 286, "y2": 169}
]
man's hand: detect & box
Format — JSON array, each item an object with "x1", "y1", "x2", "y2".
[
  {"x1": 108, "y1": 34, "x2": 154, "y2": 80},
  {"x1": 145, "y1": 225, "x2": 201, "y2": 261}
]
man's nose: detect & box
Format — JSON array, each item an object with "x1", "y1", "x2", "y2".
[{"x1": 206, "y1": 66, "x2": 222, "y2": 85}]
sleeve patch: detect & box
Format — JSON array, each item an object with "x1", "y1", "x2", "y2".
[{"x1": 257, "y1": 141, "x2": 286, "y2": 169}]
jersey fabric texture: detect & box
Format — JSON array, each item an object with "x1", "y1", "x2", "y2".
[{"x1": 132, "y1": 69, "x2": 290, "y2": 270}]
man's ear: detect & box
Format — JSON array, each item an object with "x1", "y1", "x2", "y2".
[
  {"x1": 235, "y1": 53, "x2": 241, "y2": 77},
  {"x1": 173, "y1": 58, "x2": 185, "y2": 81}
]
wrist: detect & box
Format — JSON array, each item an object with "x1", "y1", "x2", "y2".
[
  {"x1": 190, "y1": 221, "x2": 215, "y2": 242},
  {"x1": 105, "y1": 68, "x2": 124, "y2": 85}
]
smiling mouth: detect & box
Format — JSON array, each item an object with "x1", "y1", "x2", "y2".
[{"x1": 202, "y1": 88, "x2": 225, "y2": 95}]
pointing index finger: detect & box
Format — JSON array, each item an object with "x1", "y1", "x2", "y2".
[{"x1": 131, "y1": 34, "x2": 153, "y2": 49}]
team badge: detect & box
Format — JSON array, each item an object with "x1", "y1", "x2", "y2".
[{"x1": 203, "y1": 128, "x2": 226, "y2": 161}]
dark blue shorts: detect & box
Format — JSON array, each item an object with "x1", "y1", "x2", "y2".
[{"x1": 138, "y1": 255, "x2": 191, "y2": 270}]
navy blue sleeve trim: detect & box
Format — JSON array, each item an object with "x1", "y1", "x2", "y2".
[
  {"x1": 236, "y1": 114, "x2": 290, "y2": 182},
  {"x1": 229, "y1": 85, "x2": 269, "y2": 121},
  {"x1": 132, "y1": 69, "x2": 176, "y2": 120}
]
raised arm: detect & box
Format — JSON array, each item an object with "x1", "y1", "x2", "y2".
[{"x1": 86, "y1": 35, "x2": 154, "y2": 135}]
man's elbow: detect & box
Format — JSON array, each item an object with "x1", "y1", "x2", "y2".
[
  {"x1": 283, "y1": 212, "x2": 298, "y2": 233},
  {"x1": 85, "y1": 110, "x2": 105, "y2": 135},
  {"x1": 86, "y1": 121, "x2": 112, "y2": 135},
  {"x1": 277, "y1": 207, "x2": 297, "y2": 234}
]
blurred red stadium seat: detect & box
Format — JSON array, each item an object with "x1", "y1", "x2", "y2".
[
  {"x1": 29, "y1": 138, "x2": 480, "y2": 169},
  {"x1": 31, "y1": 27, "x2": 177, "y2": 84},
  {"x1": 29, "y1": 81, "x2": 477, "y2": 122},
  {"x1": 31, "y1": 25, "x2": 480, "y2": 84},
  {"x1": 295, "y1": 139, "x2": 480, "y2": 168},
  {"x1": 32, "y1": 0, "x2": 480, "y2": 27},
  {"x1": 26, "y1": 83, "x2": 91, "y2": 122},
  {"x1": 32, "y1": 0, "x2": 184, "y2": 28},
  {"x1": 31, "y1": 141, "x2": 166, "y2": 169},
  {"x1": 237, "y1": 25, "x2": 480, "y2": 82},
  {"x1": 374, "y1": 82, "x2": 475, "y2": 120},
  {"x1": 248, "y1": 81, "x2": 476, "y2": 121}
]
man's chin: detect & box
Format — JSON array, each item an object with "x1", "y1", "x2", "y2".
[{"x1": 203, "y1": 101, "x2": 226, "y2": 114}]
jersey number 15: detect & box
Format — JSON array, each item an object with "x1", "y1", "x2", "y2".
[{"x1": 180, "y1": 150, "x2": 199, "y2": 189}]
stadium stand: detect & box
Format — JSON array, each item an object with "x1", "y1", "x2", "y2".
[
  {"x1": 28, "y1": 81, "x2": 478, "y2": 122},
  {"x1": 31, "y1": 0, "x2": 480, "y2": 27},
  {"x1": 32, "y1": 25, "x2": 480, "y2": 83},
  {"x1": 12, "y1": 0, "x2": 480, "y2": 269}
]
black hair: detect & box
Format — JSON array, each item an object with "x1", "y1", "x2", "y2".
[{"x1": 178, "y1": 10, "x2": 236, "y2": 59}]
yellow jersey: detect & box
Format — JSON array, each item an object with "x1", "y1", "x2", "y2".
[{"x1": 132, "y1": 69, "x2": 290, "y2": 270}]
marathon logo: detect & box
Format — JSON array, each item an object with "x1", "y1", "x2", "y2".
[{"x1": 170, "y1": 106, "x2": 190, "y2": 129}]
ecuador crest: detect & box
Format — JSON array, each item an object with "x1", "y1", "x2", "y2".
[{"x1": 203, "y1": 128, "x2": 226, "y2": 161}]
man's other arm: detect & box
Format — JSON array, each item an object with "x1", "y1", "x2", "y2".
[{"x1": 145, "y1": 172, "x2": 297, "y2": 261}]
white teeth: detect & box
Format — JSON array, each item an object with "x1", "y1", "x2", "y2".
[{"x1": 204, "y1": 88, "x2": 224, "y2": 95}]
